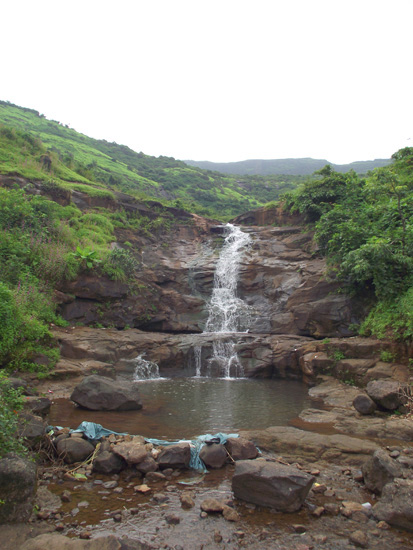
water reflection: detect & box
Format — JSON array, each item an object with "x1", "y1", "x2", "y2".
[{"x1": 49, "y1": 378, "x2": 315, "y2": 440}]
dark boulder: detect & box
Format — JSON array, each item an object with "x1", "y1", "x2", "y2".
[
  {"x1": 225, "y1": 437, "x2": 258, "y2": 460},
  {"x1": 353, "y1": 394, "x2": 377, "y2": 415},
  {"x1": 232, "y1": 459, "x2": 314, "y2": 512},
  {"x1": 199, "y1": 443, "x2": 227, "y2": 469},
  {"x1": 70, "y1": 375, "x2": 143, "y2": 411},
  {"x1": 366, "y1": 380, "x2": 404, "y2": 411},
  {"x1": 157, "y1": 443, "x2": 191, "y2": 470},
  {"x1": 0, "y1": 453, "x2": 37, "y2": 523},
  {"x1": 93, "y1": 450, "x2": 126, "y2": 474},
  {"x1": 362, "y1": 449, "x2": 403, "y2": 494},
  {"x1": 136, "y1": 455, "x2": 158, "y2": 474},
  {"x1": 57, "y1": 437, "x2": 95, "y2": 464},
  {"x1": 373, "y1": 478, "x2": 413, "y2": 531}
]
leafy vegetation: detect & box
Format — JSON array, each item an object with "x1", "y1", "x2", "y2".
[
  {"x1": 0, "y1": 100, "x2": 303, "y2": 220},
  {"x1": 0, "y1": 373, "x2": 26, "y2": 458},
  {"x1": 282, "y1": 148, "x2": 413, "y2": 341}
]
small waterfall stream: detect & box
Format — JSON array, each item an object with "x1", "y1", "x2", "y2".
[{"x1": 199, "y1": 223, "x2": 251, "y2": 378}]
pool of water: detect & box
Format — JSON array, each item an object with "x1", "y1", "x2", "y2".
[{"x1": 49, "y1": 377, "x2": 317, "y2": 440}]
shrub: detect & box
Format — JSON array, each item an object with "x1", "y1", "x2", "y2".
[{"x1": 0, "y1": 372, "x2": 26, "y2": 458}]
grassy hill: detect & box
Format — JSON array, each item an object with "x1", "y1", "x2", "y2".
[
  {"x1": 0, "y1": 100, "x2": 307, "y2": 219},
  {"x1": 185, "y1": 157, "x2": 392, "y2": 176}
]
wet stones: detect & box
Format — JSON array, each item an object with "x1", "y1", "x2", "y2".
[
  {"x1": 112, "y1": 439, "x2": 147, "y2": 465},
  {"x1": 353, "y1": 394, "x2": 377, "y2": 415},
  {"x1": 70, "y1": 375, "x2": 143, "y2": 411},
  {"x1": 232, "y1": 459, "x2": 315, "y2": 512},
  {"x1": 93, "y1": 450, "x2": 126, "y2": 474}
]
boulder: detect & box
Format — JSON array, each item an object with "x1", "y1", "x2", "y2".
[
  {"x1": 93, "y1": 451, "x2": 126, "y2": 474},
  {"x1": 225, "y1": 437, "x2": 258, "y2": 460},
  {"x1": 18, "y1": 413, "x2": 47, "y2": 444},
  {"x1": 362, "y1": 449, "x2": 404, "y2": 494},
  {"x1": 232, "y1": 459, "x2": 314, "y2": 512},
  {"x1": 57, "y1": 438, "x2": 95, "y2": 464},
  {"x1": 353, "y1": 394, "x2": 377, "y2": 415},
  {"x1": 199, "y1": 443, "x2": 227, "y2": 469},
  {"x1": 157, "y1": 443, "x2": 191, "y2": 470},
  {"x1": 373, "y1": 478, "x2": 413, "y2": 531},
  {"x1": 112, "y1": 440, "x2": 148, "y2": 465},
  {"x1": 70, "y1": 375, "x2": 143, "y2": 411},
  {"x1": 136, "y1": 455, "x2": 158, "y2": 474},
  {"x1": 366, "y1": 380, "x2": 404, "y2": 411},
  {"x1": 0, "y1": 453, "x2": 37, "y2": 523}
]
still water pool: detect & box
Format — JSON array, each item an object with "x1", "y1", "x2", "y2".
[{"x1": 49, "y1": 377, "x2": 316, "y2": 440}]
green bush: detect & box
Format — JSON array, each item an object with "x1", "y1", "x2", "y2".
[
  {"x1": 102, "y1": 248, "x2": 140, "y2": 281},
  {"x1": 0, "y1": 372, "x2": 26, "y2": 458}
]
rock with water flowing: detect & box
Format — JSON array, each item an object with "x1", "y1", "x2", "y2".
[
  {"x1": 232, "y1": 459, "x2": 315, "y2": 512},
  {"x1": 70, "y1": 375, "x2": 143, "y2": 411}
]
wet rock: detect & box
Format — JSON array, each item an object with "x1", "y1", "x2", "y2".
[
  {"x1": 232, "y1": 459, "x2": 314, "y2": 512},
  {"x1": 0, "y1": 454, "x2": 37, "y2": 523},
  {"x1": 340, "y1": 501, "x2": 369, "y2": 519},
  {"x1": 222, "y1": 504, "x2": 240, "y2": 522},
  {"x1": 366, "y1": 380, "x2": 405, "y2": 411},
  {"x1": 349, "y1": 530, "x2": 369, "y2": 548},
  {"x1": 136, "y1": 455, "x2": 158, "y2": 474},
  {"x1": 373, "y1": 478, "x2": 413, "y2": 531},
  {"x1": 112, "y1": 440, "x2": 147, "y2": 465},
  {"x1": 165, "y1": 513, "x2": 180, "y2": 525},
  {"x1": 180, "y1": 491, "x2": 195, "y2": 509},
  {"x1": 145, "y1": 471, "x2": 166, "y2": 482},
  {"x1": 362, "y1": 449, "x2": 403, "y2": 494},
  {"x1": 200, "y1": 498, "x2": 225, "y2": 513},
  {"x1": 24, "y1": 396, "x2": 52, "y2": 416},
  {"x1": 134, "y1": 484, "x2": 151, "y2": 494},
  {"x1": 70, "y1": 375, "x2": 143, "y2": 411},
  {"x1": 199, "y1": 443, "x2": 227, "y2": 469},
  {"x1": 157, "y1": 443, "x2": 191, "y2": 470},
  {"x1": 56, "y1": 438, "x2": 95, "y2": 464},
  {"x1": 102, "y1": 480, "x2": 118, "y2": 489},
  {"x1": 21, "y1": 534, "x2": 124, "y2": 549},
  {"x1": 353, "y1": 394, "x2": 377, "y2": 415},
  {"x1": 225, "y1": 437, "x2": 258, "y2": 460},
  {"x1": 93, "y1": 450, "x2": 126, "y2": 474}
]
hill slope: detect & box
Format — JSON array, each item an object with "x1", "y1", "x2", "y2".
[
  {"x1": 185, "y1": 157, "x2": 391, "y2": 176},
  {"x1": 0, "y1": 100, "x2": 306, "y2": 219}
]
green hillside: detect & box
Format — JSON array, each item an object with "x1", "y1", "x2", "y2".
[{"x1": 0, "y1": 100, "x2": 305, "y2": 219}]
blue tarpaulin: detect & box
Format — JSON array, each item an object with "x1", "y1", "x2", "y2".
[{"x1": 50, "y1": 421, "x2": 240, "y2": 473}]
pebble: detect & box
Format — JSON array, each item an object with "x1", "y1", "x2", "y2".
[
  {"x1": 79, "y1": 531, "x2": 91, "y2": 539},
  {"x1": 180, "y1": 492, "x2": 195, "y2": 509},
  {"x1": 214, "y1": 530, "x2": 223, "y2": 543},
  {"x1": 55, "y1": 523, "x2": 64, "y2": 531},
  {"x1": 61, "y1": 490, "x2": 72, "y2": 503},
  {"x1": 134, "y1": 484, "x2": 151, "y2": 494},
  {"x1": 222, "y1": 505, "x2": 240, "y2": 522},
  {"x1": 349, "y1": 530, "x2": 369, "y2": 548},
  {"x1": 102, "y1": 481, "x2": 118, "y2": 489},
  {"x1": 312, "y1": 506, "x2": 325, "y2": 518},
  {"x1": 200, "y1": 511, "x2": 208, "y2": 519},
  {"x1": 292, "y1": 524, "x2": 307, "y2": 534},
  {"x1": 390, "y1": 450, "x2": 400, "y2": 458},
  {"x1": 377, "y1": 520, "x2": 390, "y2": 530},
  {"x1": 113, "y1": 514, "x2": 122, "y2": 522},
  {"x1": 312, "y1": 484, "x2": 327, "y2": 494},
  {"x1": 153, "y1": 493, "x2": 169, "y2": 503},
  {"x1": 165, "y1": 513, "x2": 180, "y2": 525}
]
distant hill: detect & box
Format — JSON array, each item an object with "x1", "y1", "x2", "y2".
[{"x1": 184, "y1": 157, "x2": 392, "y2": 176}]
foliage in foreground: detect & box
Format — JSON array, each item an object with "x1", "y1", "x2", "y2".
[
  {"x1": 0, "y1": 373, "x2": 26, "y2": 458},
  {"x1": 282, "y1": 148, "x2": 413, "y2": 341}
]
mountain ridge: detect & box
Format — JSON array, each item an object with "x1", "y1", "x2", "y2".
[{"x1": 184, "y1": 157, "x2": 392, "y2": 176}]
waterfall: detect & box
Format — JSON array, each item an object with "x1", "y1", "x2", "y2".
[
  {"x1": 132, "y1": 354, "x2": 161, "y2": 380},
  {"x1": 201, "y1": 223, "x2": 251, "y2": 378}
]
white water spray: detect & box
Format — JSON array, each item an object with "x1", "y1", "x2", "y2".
[
  {"x1": 201, "y1": 224, "x2": 251, "y2": 378},
  {"x1": 132, "y1": 354, "x2": 161, "y2": 380}
]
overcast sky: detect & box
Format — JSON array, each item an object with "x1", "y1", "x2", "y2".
[{"x1": 2, "y1": 1, "x2": 412, "y2": 164}]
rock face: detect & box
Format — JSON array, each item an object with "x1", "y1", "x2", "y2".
[
  {"x1": 373, "y1": 479, "x2": 413, "y2": 531},
  {"x1": 70, "y1": 375, "x2": 143, "y2": 411},
  {"x1": 362, "y1": 449, "x2": 404, "y2": 494},
  {"x1": 0, "y1": 454, "x2": 37, "y2": 523},
  {"x1": 232, "y1": 459, "x2": 314, "y2": 512}
]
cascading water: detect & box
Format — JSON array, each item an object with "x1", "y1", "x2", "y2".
[
  {"x1": 132, "y1": 354, "x2": 161, "y2": 380},
  {"x1": 200, "y1": 223, "x2": 251, "y2": 378}
]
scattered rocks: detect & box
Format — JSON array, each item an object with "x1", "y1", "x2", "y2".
[{"x1": 232, "y1": 459, "x2": 314, "y2": 512}]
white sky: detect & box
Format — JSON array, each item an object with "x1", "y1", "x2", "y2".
[{"x1": 2, "y1": 0, "x2": 412, "y2": 164}]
